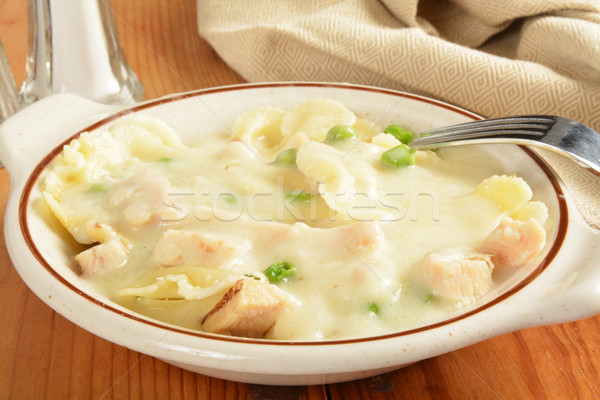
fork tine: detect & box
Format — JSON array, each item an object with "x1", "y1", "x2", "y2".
[
  {"x1": 411, "y1": 116, "x2": 556, "y2": 146},
  {"x1": 423, "y1": 123, "x2": 548, "y2": 136},
  {"x1": 421, "y1": 116, "x2": 555, "y2": 136}
]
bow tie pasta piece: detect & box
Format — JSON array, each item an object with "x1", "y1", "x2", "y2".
[
  {"x1": 473, "y1": 175, "x2": 531, "y2": 214},
  {"x1": 46, "y1": 116, "x2": 181, "y2": 192},
  {"x1": 295, "y1": 141, "x2": 355, "y2": 212},
  {"x1": 232, "y1": 99, "x2": 359, "y2": 161},
  {"x1": 472, "y1": 175, "x2": 548, "y2": 225},
  {"x1": 280, "y1": 99, "x2": 356, "y2": 142},
  {"x1": 233, "y1": 106, "x2": 285, "y2": 158},
  {"x1": 295, "y1": 141, "x2": 399, "y2": 220},
  {"x1": 510, "y1": 201, "x2": 549, "y2": 225},
  {"x1": 116, "y1": 265, "x2": 243, "y2": 301},
  {"x1": 42, "y1": 116, "x2": 183, "y2": 244}
]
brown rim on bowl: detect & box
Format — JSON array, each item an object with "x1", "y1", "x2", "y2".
[{"x1": 19, "y1": 82, "x2": 569, "y2": 345}]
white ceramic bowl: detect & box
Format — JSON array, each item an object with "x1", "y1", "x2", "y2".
[{"x1": 1, "y1": 83, "x2": 599, "y2": 385}]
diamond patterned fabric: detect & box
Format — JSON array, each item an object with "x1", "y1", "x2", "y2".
[{"x1": 197, "y1": 0, "x2": 600, "y2": 228}]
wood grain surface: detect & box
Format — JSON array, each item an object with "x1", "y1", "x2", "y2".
[{"x1": 1, "y1": 1, "x2": 599, "y2": 399}]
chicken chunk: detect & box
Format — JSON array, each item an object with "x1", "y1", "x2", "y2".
[
  {"x1": 110, "y1": 170, "x2": 185, "y2": 227},
  {"x1": 257, "y1": 220, "x2": 384, "y2": 259},
  {"x1": 85, "y1": 220, "x2": 120, "y2": 243},
  {"x1": 76, "y1": 239, "x2": 128, "y2": 276},
  {"x1": 334, "y1": 221, "x2": 382, "y2": 255},
  {"x1": 201, "y1": 279, "x2": 287, "y2": 338},
  {"x1": 412, "y1": 246, "x2": 494, "y2": 306},
  {"x1": 481, "y1": 217, "x2": 546, "y2": 269},
  {"x1": 153, "y1": 229, "x2": 248, "y2": 268},
  {"x1": 192, "y1": 206, "x2": 385, "y2": 260}
]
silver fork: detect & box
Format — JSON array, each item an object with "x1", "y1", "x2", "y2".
[{"x1": 409, "y1": 115, "x2": 600, "y2": 176}]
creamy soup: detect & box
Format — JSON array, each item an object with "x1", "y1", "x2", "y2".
[{"x1": 42, "y1": 99, "x2": 551, "y2": 340}]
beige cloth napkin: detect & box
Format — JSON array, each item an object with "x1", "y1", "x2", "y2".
[{"x1": 197, "y1": 0, "x2": 600, "y2": 228}]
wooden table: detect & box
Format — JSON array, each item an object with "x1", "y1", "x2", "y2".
[{"x1": 1, "y1": 1, "x2": 599, "y2": 398}]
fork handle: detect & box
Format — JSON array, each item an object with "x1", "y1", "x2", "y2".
[{"x1": 549, "y1": 118, "x2": 600, "y2": 176}]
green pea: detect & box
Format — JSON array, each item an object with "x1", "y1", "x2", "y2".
[
  {"x1": 381, "y1": 144, "x2": 416, "y2": 168},
  {"x1": 285, "y1": 190, "x2": 313, "y2": 203},
  {"x1": 220, "y1": 193, "x2": 237, "y2": 205},
  {"x1": 368, "y1": 303, "x2": 379, "y2": 316},
  {"x1": 384, "y1": 124, "x2": 414, "y2": 144},
  {"x1": 87, "y1": 182, "x2": 108, "y2": 194},
  {"x1": 264, "y1": 261, "x2": 296, "y2": 283},
  {"x1": 274, "y1": 148, "x2": 297, "y2": 165},
  {"x1": 157, "y1": 157, "x2": 173, "y2": 163},
  {"x1": 326, "y1": 124, "x2": 357, "y2": 142}
]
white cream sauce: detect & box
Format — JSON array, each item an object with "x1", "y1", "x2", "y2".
[{"x1": 42, "y1": 100, "x2": 550, "y2": 340}]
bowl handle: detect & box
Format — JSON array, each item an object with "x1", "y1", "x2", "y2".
[
  {"x1": 521, "y1": 221, "x2": 600, "y2": 326},
  {"x1": 0, "y1": 93, "x2": 122, "y2": 178}
]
